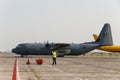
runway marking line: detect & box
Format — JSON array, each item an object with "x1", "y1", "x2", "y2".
[
  {"x1": 17, "y1": 59, "x2": 20, "y2": 80},
  {"x1": 12, "y1": 58, "x2": 17, "y2": 80},
  {"x1": 47, "y1": 65, "x2": 82, "y2": 80}
]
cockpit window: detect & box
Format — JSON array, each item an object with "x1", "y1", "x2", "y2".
[
  {"x1": 17, "y1": 45, "x2": 21, "y2": 48},
  {"x1": 16, "y1": 44, "x2": 23, "y2": 48}
]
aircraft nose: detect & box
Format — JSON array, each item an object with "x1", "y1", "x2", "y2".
[{"x1": 12, "y1": 48, "x2": 17, "y2": 53}]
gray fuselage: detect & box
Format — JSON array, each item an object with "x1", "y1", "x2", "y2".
[{"x1": 12, "y1": 43, "x2": 100, "y2": 56}]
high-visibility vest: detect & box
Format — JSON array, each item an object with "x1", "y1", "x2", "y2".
[{"x1": 52, "y1": 51, "x2": 57, "y2": 58}]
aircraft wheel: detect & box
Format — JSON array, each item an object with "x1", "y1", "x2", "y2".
[{"x1": 21, "y1": 55, "x2": 24, "y2": 57}]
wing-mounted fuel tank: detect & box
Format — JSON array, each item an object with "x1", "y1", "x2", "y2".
[{"x1": 57, "y1": 50, "x2": 71, "y2": 57}]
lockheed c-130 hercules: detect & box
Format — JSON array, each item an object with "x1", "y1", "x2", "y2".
[{"x1": 12, "y1": 23, "x2": 112, "y2": 57}]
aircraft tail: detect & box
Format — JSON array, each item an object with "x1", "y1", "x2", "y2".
[
  {"x1": 93, "y1": 34, "x2": 98, "y2": 41},
  {"x1": 95, "y1": 23, "x2": 113, "y2": 46}
]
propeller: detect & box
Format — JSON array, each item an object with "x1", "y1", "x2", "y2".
[
  {"x1": 45, "y1": 41, "x2": 50, "y2": 47},
  {"x1": 45, "y1": 41, "x2": 55, "y2": 50}
]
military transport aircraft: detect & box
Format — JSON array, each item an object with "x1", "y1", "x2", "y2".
[{"x1": 12, "y1": 23, "x2": 112, "y2": 57}]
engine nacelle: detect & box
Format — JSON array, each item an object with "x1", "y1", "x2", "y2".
[{"x1": 57, "y1": 50, "x2": 71, "y2": 57}]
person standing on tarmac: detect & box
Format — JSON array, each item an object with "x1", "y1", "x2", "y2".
[{"x1": 52, "y1": 50, "x2": 57, "y2": 65}]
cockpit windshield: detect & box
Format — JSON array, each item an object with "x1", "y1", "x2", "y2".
[{"x1": 16, "y1": 44, "x2": 23, "y2": 48}]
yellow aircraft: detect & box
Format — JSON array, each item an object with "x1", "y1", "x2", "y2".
[{"x1": 93, "y1": 34, "x2": 120, "y2": 52}]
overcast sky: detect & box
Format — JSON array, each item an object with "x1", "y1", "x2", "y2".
[{"x1": 0, "y1": 0, "x2": 120, "y2": 51}]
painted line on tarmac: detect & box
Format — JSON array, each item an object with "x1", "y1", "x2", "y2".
[
  {"x1": 12, "y1": 58, "x2": 20, "y2": 80},
  {"x1": 17, "y1": 59, "x2": 20, "y2": 80},
  {"x1": 12, "y1": 58, "x2": 17, "y2": 80},
  {"x1": 47, "y1": 65, "x2": 81, "y2": 80}
]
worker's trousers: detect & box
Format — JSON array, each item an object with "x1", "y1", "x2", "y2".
[{"x1": 52, "y1": 58, "x2": 56, "y2": 65}]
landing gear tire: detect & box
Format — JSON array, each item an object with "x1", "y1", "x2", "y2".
[{"x1": 21, "y1": 55, "x2": 24, "y2": 57}]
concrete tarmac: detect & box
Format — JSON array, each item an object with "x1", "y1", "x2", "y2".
[{"x1": 0, "y1": 53, "x2": 120, "y2": 80}]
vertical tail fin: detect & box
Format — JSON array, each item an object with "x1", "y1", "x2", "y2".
[{"x1": 96, "y1": 23, "x2": 113, "y2": 46}]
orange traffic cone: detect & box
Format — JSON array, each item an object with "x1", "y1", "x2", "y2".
[{"x1": 26, "y1": 58, "x2": 30, "y2": 65}]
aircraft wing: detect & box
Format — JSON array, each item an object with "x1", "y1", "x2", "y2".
[{"x1": 46, "y1": 43, "x2": 70, "y2": 50}]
